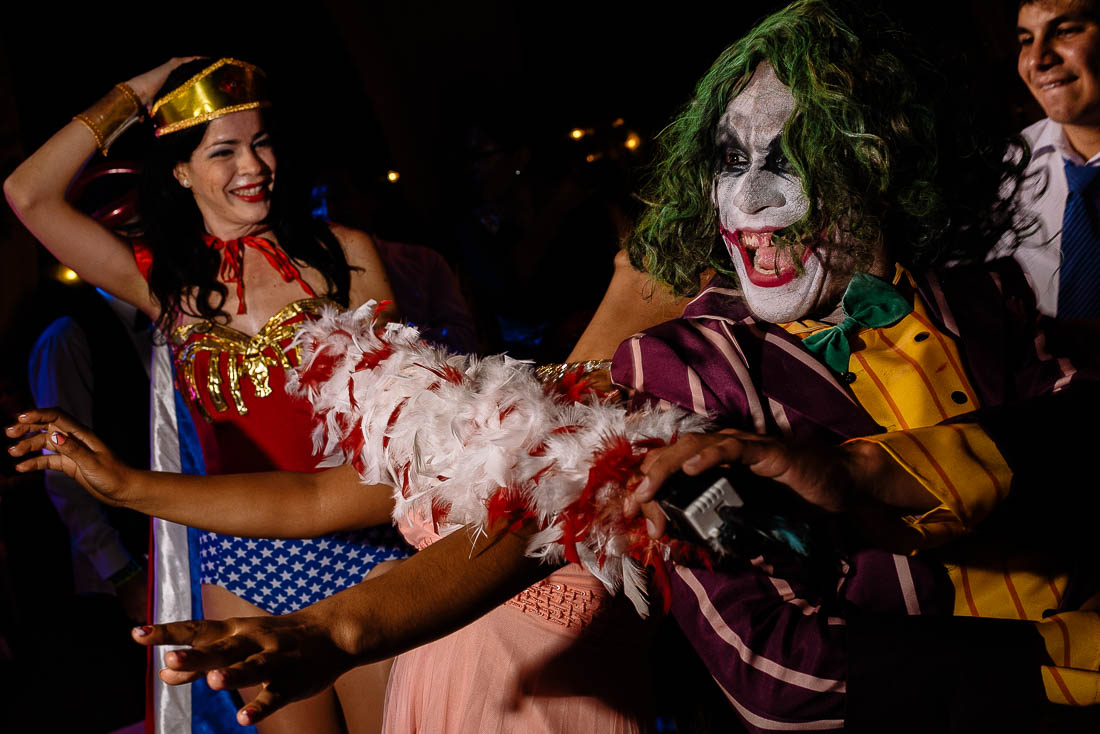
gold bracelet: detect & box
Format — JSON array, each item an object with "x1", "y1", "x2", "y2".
[
  {"x1": 534, "y1": 360, "x2": 612, "y2": 384},
  {"x1": 73, "y1": 83, "x2": 144, "y2": 155},
  {"x1": 114, "y1": 82, "x2": 144, "y2": 111}
]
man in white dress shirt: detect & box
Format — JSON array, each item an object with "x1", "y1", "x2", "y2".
[{"x1": 1014, "y1": 0, "x2": 1100, "y2": 318}]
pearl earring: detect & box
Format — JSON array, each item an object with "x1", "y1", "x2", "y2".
[{"x1": 182, "y1": 179, "x2": 191, "y2": 188}]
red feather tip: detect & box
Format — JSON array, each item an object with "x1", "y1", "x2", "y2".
[
  {"x1": 298, "y1": 347, "x2": 340, "y2": 392},
  {"x1": 578, "y1": 435, "x2": 641, "y2": 506},
  {"x1": 431, "y1": 499, "x2": 452, "y2": 532},
  {"x1": 417, "y1": 362, "x2": 464, "y2": 385},
  {"x1": 486, "y1": 486, "x2": 526, "y2": 528},
  {"x1": 559, "y1": 513, "x2": 582, "y2": 564},
  {"x1": 355, "y1": 342, "x2": 394, "y2": 372},
  {"x1": 338, "y1": 418, "x2": 365, "y2": 465},
  {"x1": 381, "y1": 398, "x2": 408, "y2": 451},
  {"x1": 547, "y1": 366, "x2": 599, "y2": 405}
]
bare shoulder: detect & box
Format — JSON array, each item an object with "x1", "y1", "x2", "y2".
[
  {"x1": 326, "y1": 223, "x2": 379, "y2": 267},
  {"x1": 326, "y1": 223, "x2": 396, "y2": 310}
]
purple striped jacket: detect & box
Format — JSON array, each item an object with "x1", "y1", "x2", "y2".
[{"x1": 610, "y1": 259, "x2": 1085, "y2": 731}]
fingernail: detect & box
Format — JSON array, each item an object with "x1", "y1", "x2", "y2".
[
  {"x1": 134, "y1": 625, "x2": 153, "y2": 637},
  {"x1": 51, "y1": 432, "x2": 66, "y2": 445},
  {"x1": 17, "y1": 413, "x2": 27, "y2": 421},
  {"x1": 646, "y1": 519, "x2": 657, "y2": 537},
  {"x1": 241, "y1": 708, "x2": 257, "y2": 724}
]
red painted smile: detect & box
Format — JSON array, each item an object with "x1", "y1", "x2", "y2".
[{"x1": 721, "y1": 227, "x2": 812, "y2": 287}]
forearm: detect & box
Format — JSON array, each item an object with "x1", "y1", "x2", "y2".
[
  {"x1": 313, "y1": 519, "x2": 552, "y2": 664},
  {"x1": 5, "y1": 121, "x2": 98, "y2": 217},
  {"x1": 118, "y1": 464, "x2": 394, "y2": 538},
  {"x1": 567, "y1": 249, "x2": 691, "y2": 362},
  {"x1": 5, "y1": 83, "x2": 157, "y2": 310}
]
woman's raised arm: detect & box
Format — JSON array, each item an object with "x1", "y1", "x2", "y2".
[{"x1": 3, "y1": 58, "x2": 197, "y2": 317}]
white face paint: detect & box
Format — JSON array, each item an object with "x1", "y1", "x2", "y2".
[{"x1": 715, "y1": 63, "x2": 852, "y2": 323}]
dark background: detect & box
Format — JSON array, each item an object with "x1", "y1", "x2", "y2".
[{"x1": 0, "y1": 0, "x2": 1035, "y2": 359}]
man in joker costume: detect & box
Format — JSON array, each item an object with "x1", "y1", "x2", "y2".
[{"x1": 95, "y1": 1, "x2": 1100, "y2": 729}]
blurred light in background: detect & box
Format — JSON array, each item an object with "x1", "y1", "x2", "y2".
[{"x1": 387, "y1": 170, "x2": 401, "y2": 182}]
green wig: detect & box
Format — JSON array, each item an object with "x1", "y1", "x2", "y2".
[{"x1": 630, "y1": 0, "x2": 1029, "y2": 295}]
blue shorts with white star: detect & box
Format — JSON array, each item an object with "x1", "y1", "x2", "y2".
[{"x1": 198, "y1": 526, "x2": 410, "y2": 615}]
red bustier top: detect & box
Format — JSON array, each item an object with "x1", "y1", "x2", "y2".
[{"x1": 171, "y1": 298, "x2": 335, "y2": 474}]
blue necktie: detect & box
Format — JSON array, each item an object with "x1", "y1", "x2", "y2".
[{"x1": 1058, "y1": 160, "x2": 1100, "y2": 318}]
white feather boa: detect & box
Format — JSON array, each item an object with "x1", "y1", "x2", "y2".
[{"x1": 286, "y1": 301, "x2": 709, "y2": 615}]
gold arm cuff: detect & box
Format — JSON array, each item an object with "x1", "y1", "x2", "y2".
[
  {"x1": 534, "y1": 360, "x2": 612, "y2": 384},
  {"x1": 73, "y1": 83, "x2": 143, "y2": 155}
]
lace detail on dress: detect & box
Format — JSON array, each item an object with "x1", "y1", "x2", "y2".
[{"x1": 506, "y1": 578, "x2": 603, "y2": 629}]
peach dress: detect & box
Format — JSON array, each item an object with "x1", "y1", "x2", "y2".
[{"x1": 383, "y1": 513, "x2": 655, "y2": 734}]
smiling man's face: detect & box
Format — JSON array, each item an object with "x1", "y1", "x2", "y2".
[{"x1": 1017, "y1": 1, "x2": 1100, "y2": 129}]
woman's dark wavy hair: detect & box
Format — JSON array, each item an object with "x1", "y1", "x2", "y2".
[
  {"x1": 139, "y1": 59, "x2": 354, "y2": 333},
  {"x1": 630, "y1": 0, "x2": 1031, "y2": 295}
]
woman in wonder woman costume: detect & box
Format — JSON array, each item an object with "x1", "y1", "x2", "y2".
[{"x1": 4, "y1": 58, "x2": 408, "y2": 734}]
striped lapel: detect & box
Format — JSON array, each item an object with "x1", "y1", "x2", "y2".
[{"x1": 683, "y1": 277, "x2": 882, "y2": 441}]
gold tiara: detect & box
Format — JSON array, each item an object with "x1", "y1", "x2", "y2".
[{"x1": 151, "y1": 58, "x2": 270, "y2": 137}]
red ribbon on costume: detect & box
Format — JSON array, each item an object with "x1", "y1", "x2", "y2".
[{"x1": 203, "y1": 231, "x2": 316, "y2": 313}]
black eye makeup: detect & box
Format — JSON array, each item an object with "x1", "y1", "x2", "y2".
[
  {"x1": 766, "y1": 145, "x2": 792, "y2": 176},
  {"x1": 721, "y1": 147, "x2": 749, "y2": 172}
]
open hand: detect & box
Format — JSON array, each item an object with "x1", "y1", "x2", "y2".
[
  {"x1": 133, "y1": 609, "x2": 359, "y2": 726},
  {"x1": 6, "y1": 407, "x2": 135, "y2": 506}
]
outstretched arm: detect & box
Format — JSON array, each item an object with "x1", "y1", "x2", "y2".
[
  {"x1": 7, "y1": 408, "x2": 394, "y2": 537},
  {"x1": 133, "y1": 518, "x2": 550, "y2": 726}
]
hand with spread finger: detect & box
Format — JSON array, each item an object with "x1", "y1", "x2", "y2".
[
  {"x1": 130, "y1": 518, "x2": 549, "y2": 726},
  {"x1": 6, "y1": 407, "x2": 137, "y2": 506},
  {"x1": 132, "y1": 607, "x2": 358, "y2": 727}
]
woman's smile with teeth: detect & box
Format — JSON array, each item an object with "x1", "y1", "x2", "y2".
[{"x1": 231, "y1": 183, "x2": 269, "y2": 202}]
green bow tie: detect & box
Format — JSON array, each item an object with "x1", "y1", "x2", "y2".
[{"x1": 801, "y1": 272, "x2": 912, "y2": 375}]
